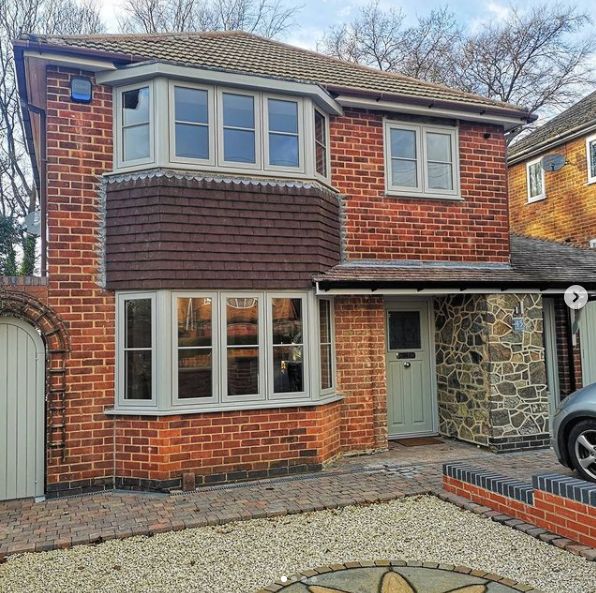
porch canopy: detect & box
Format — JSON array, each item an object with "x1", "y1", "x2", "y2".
[{"x1": 315, "y1": 235, "x2": 596, "y2": 295}]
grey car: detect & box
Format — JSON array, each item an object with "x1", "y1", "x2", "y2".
[{"x1": 553, "y1": 382, "x2": 596, "y2": 482}]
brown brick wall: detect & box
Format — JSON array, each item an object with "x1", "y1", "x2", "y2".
[
  {"x1": 331, "y1": 111, "x2": 510, "y2": 262},
  {"x1": 105, "y1": 177, "x2": 341, "y2": 290},
  {"x1": 509, "y1": 135, "x2": 596, "y2": 247}
]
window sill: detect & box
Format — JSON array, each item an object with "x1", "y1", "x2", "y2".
[
  {"x1": 385, "y1": 190, "x2": 463, "y2": 201},
  {"x1": 104, "y1": 393, "x2": 344, "y2": 416},
  {"x1": 527, "y1": 195, "x2": 546, "y2": 204}
]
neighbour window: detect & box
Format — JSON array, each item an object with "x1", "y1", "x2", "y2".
[
  {"x1": 384, "y1": 121, "x2": 459, "y2": 198},
  {"x1": 222, "y1": 92, "x2": 257, "y2": 164},
  {"x1": 121, "y1": 85, "x2": 151, "y2": 163},
  {"x1": 173, "y1": 86, "x2": 210, "y2": 160},
  {"x1": 319, "y1": 299, "x2": 333, "y2": 390},
  {"x1": 314, "y1": 109, "x2": 328, "y2": 177},
  {"x1": 587, "y1": 135, "x2": 596, "y2": 184},
  {"x1": 120, "y1": 295, "x2": 154, "y2": 402},
  {"x1": 527, "y1": 158, "x2": 545, "y2": 202},
  {"x1": 267, "y1": 98, "x2": 300, "y2": 168},
  {"x1": 272, "y1": 297, "x2": 305, "y2": 394},
  {"x1": 118, "y1": 291, "x2": 336, "y2": 410}
]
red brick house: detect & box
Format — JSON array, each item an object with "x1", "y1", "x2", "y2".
[
  {"x1": 508, "y1": 92, "x2": 596, "y2": 413},
  {"x1": 3, "y1": 31, "x2": 596, "y2": 500}
]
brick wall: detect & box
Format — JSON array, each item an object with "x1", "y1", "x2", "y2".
[
  {"x1": 334, "y1": 296, "x2": 387, "y2": 451},
  {"x1": 509, "y1": 135, "x2": 596, "y2": 247},
  {"x1": 331, "y1": 111, "x2": 510, "y2": 263}
]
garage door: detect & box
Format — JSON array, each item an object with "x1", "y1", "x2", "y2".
[{"x1": 0, "y1": 317, "x2": 45, "y2": 501}]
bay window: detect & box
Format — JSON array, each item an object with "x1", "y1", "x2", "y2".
[
  {"x1": 115, "y1": 80, "x2": 330, "y2": 180},
  {"x1": 115, "y1": 291, "x2": 337, "y2": 413},
  {"x1": 384, "y1": 120, "x2": 459, "y2": 199}
]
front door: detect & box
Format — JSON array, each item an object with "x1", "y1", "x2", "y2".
[
  {"x1": 386, "y1": 302, "x2": 434, "y2": 437},
  {"x1": 0, "y1": 317, "x2": 45, "y2": 501}
]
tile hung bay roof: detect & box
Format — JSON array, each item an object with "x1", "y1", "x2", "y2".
[
  {"x1": 315, "y1": 235, "x2": 596, "y2": 290},
  {"x1": 508, "y1": 90, "x2": 596, "y2": 163},
  {"x1": 18, "y1": 30, "x2": 531, "y2": 118}
]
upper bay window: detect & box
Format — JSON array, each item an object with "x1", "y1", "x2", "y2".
[
  {"x1": 116, "y1": 291, "x2": 336, "y2": 414},
  {"x1": 526, "y1": 157, "x2": 545, "y2": 202},
  {"x1": 384, "y1": 120, "x2": 459, "y2": 199},
  {"x1": 116, "y1": 80, "x2": 330, "y2": 181}
]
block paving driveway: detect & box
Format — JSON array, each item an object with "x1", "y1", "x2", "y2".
[{"x1": 0, "y1": 440, "x2": 571, "y2": 560}]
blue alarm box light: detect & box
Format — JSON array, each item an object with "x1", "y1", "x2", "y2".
[{"x1": 70, "y1": 77, "x2": 92, "y2": 103}]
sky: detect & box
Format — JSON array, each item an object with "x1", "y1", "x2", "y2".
[{"x1": 97, "y1": 0, "x2": 596, "y2": 50}]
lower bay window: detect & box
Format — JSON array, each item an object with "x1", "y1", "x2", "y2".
[{"x1": 115, "y1": 291, "x2": 336, "y2": 413}]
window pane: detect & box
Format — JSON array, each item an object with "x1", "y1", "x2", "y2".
[
  {"x1": 426, "y1": 132, "x2": 452, "y2": 162},
  {"x1": 320, "y1": 344, "x2": 332, "y2": 390},
  {"x1": 319, "y1": 300, "x2": 330, "y2": 343},
  {"x1": 125, "y1": 350, "x2": 152, "y2": 400},
  {"x1": 590, "y1": 142, "x2": 596, "y2": 178},
  {"x1": 388, "y1": 311, "x2": 421, "y2": 350},
  {"x1": 427, "y1": 162, "x2": 453, "y2": 190},
  {"x1": 269, "y1": 134, "x2": 299, "y2": 167},
  {"x1": 268, "y1": 99, "x2": 298, "y2": 133},
  {"x1": 391, "y1": 158, "x2": 417, "y2": 188},
  {"x1": 390, "y1": 128, "x2": 416, "y2": 159},
  {"x1": 272, "y1": 298, "x2": 302, "y2": 345},
  {"x1": 227, "y1": 347, "x2": 259, "y2": 395},
  {"x1": 273, "y1": 346, "x2": 303, "y2": 393},
  {"x1": 123, "y1": 125, "x2": 150, "y2": 161},
  {"x1": 175, "y1": 123, "x2": 209, "y2": 159},
  {"x1": 223, "y1": 93, "x2": 254, "y2": 128},
  {"x1": 178, "y1": 349, "x2": 212, "y2": 399},
  {"x1": 125, "y1": 299, "x2": 152, "y2": 349},
  {"x1": 227, "y1": 297, "x2": 258, "y2": 346},
  {"x1": 314, "y1": 111, "x2": 326, "y2": 145},
  {"x1": 123, "y1": 87, "x2": 149, "y2": 126},
  {"x1": 177, "y1": 297, "x2": 212, "y2": 347},
  {"x1": 224, "y1": 129, "x2": 256, "y2": 163},
  {"x1": 175, "y1": 87, "x2": 208, "y2": 124},
  {"x1": 529, "y1": 163, "x2": 543, "y2": 197},
  {"x1": 316, "y1": 143, "x2": 327, "y2": 177}
]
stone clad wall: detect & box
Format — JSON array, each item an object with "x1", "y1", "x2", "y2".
[{"x1": 434, "y1": 294, "x2": 550, "y2": 451}]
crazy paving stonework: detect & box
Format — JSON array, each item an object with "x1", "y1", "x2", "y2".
[{"x1": 434, "y1": 294, "x2": 549, "y2": 451}]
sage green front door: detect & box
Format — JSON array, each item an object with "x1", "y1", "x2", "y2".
[{"x1": 386, "y1": 302, "x2": 434, "y2": 437}]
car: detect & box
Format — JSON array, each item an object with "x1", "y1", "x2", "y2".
[{"x1": 553, "y1": 382, "x2": 596, "y2": 482}]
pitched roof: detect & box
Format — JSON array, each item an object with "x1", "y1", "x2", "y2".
[
  {"x1": 17, "y1": 30, "x2": 530, "y2": 117},
  {"x1": 508, "y1": 90, "x2": 596, "y2": 163},
  {"x1": 314, "y1": 235, "x2": 596, "y2": 290}
]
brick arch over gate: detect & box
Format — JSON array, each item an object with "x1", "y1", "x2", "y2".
[{"x1": 0, "y1": 289, "x2": 70, "y2": 476}]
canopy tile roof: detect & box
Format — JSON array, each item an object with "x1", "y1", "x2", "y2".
[
  {"x1": 508, "y1": 90, "x2": 596, "y2": 163},
  {"x1": 315, "y1": 235, "x2": 596, "y2": 290},
  {"x1": 18, "y1": 30, "x2": 531, "y2": 117}
]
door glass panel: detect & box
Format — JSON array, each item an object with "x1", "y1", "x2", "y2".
[{"x1": 388, "y1": 311, "x2": 421, "y2": 350}]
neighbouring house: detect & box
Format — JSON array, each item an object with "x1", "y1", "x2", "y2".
[
  {"x1": 3, "y1": 31, "x2": 596, "y2": 501},
  {"x1": 508, "y1": 91, "x2": 596, "y2": 414}
]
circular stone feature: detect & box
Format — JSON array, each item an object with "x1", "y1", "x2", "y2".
[{"x1": 259, "y1": 561, "x2": 541, "y2": 593}]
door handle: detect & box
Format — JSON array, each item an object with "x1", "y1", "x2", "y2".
[{"x1": 403, "y1": 362, "x2": 411, "y2": 368}]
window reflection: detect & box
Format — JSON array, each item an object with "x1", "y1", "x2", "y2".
[
  {"x1": 272, "y1": 298, "x2": 303, "y2": 393},
  {"x1": 226, "y1": 297, "x2": 259, "y2": 395}
]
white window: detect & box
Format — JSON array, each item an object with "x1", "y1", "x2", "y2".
[
  {"x1": 587, "y1": 134, "x2": 596, "y2": 184},
  {"x1": 527, "y1": 158, "x2": 546, "y2": 202},
  {"x1": 384, "y1": 120, "x2": 459, "y2": 198},
  {"x1": 220, "y1": 91, "x2": 259, "y2": 167},
  {"x1": 115, "y1": 291, "x2": 336, "y2": 413},
  {"x1": 314, "y1": 109, "x2": 329, "y2": 178},
  {"x1": 117, "y1": 83, "x2": 154, "y2": 168},
  {"x1": 117, "y1": 293, "x2": 156, "y2": 406},
  {"x1": 265, "y1": 97, "x2": 302, "y2": 170},
  {"x1": 171, "y1": 84, "x2": 213, "y2": 164}
]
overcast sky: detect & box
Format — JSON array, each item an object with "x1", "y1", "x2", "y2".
[{"x1": 97, "y1": 0, "x2": 596, "y2": 50}]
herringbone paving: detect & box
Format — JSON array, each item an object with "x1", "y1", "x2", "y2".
[{"x1": 0, "y1": 441, "x2": 568, "y2": 560}]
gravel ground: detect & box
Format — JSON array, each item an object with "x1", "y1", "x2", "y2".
[{"x1": 1, "y1": 495, "x2": 595, "y2": 593}]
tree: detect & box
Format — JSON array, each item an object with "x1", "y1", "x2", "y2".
[
  {"x1": 118, "y1": 0, "x2": 299, "y2": 38},
  {"x1": 320, "y1": 2, "x2": 594, "y2": 117},
  {"x1": 0, "y1": 0, "x2": 104, "y2": 276}
]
